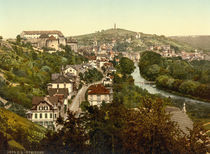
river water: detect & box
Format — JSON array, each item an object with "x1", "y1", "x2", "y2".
[{"x1": 131, "y1": 64, "x2": 210, "y2": 107}]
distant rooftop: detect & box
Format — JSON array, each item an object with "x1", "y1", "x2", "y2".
[{"x1": 22, "y1": 30, "x2": 64, "y2": 37}]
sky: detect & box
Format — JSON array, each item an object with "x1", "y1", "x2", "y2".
[{"x1": 0, "y1": 0, "x2": 210, "y2": 38}]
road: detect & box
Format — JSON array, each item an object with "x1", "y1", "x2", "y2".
[
  {"x1": 69, "y1": 85, "x2": 88, "y2": 113},
  {"x1": 68, "y1": 79, "x2": 104, "y2": 114}
]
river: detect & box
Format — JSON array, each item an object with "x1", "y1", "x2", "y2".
[{"x1": 131, "y1": 64, "x2": 210, "y2": 107}]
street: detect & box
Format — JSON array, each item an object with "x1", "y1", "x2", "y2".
[{"x1": 68, "y1": 79, "x2": 104, "y2": 114}]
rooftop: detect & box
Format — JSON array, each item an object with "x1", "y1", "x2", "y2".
[
  {"x1": 22, "y1": 30, "x2": 64, "y2": 37},
  {"x1": 88, "y1": 84, "x2": 110, "y2": 95},
  {"x1": 50, "y1": 75, "x2": 70, "y2": 83}
]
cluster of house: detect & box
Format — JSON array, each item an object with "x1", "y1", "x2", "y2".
[
  {"x1": 26, "y1": 74, "x2": 74, "y2": 129},
  {"x1": 27, "y1": 57, "x2": 116, "y2": 129},
  {"x1": 149, "y1": 45, "x2": 207, "y2": 61},
  {"x1": 20, "y1": 30, "x2": 78, "y2": 52}
]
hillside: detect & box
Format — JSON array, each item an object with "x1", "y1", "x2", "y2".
[
  {"x1": 0, "y1": 40, "x2": 86, "y2": 115},
  {"x1": 73, "y1": 28, "x2": 196, "y2": 52},
  {"x1": 170, "y1": 35, "x2": 210, "y2": 52},
  {"x1": 0, "y1": 107, "x2": 46, "y2": 150}
]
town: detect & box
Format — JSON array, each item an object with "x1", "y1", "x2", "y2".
[
  {"x1": 8, "y1": 29, "x2": 208, "y2": 131},
  {"x1": 0, "y1": 28, "x2": 209, "y2": 153}
]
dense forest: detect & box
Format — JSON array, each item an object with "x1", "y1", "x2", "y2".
[
  {"x1": 0, "y1": 41, "x2": 87, "y2": 114},
  {"x1": 139, "y1": 51, "x2": 210, "y2": 102}
]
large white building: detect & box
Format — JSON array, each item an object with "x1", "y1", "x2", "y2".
[
  {"x1": 20, "y1": 30, "x2": 66, "y2": 50},
  {"x1": 20, "y1": 30, "x2": 64, "y2": 39}
]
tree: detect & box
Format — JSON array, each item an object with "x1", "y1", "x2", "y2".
[
  {"x1": 40, "y1": 111, "x2": 89, "y2": 153},
  {"x1": 119, "y1": 57, "x2": 135, "y2": 75},
  {"x1": 16, "y1": 35, "x2": 21, "y2": 43}
]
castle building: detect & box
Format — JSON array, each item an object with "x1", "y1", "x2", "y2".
[{"x1": 20, "y1": 30, "x2": 66, "y2": 51}]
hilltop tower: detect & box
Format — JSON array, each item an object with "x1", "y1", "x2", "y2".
[{"x1": 114, "y1": 23, "x2": 116, "y2": 30}]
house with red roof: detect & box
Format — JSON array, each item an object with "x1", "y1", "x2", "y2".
[{"x1": 87, "y1": 84, "x2": 113, "y2": 106}]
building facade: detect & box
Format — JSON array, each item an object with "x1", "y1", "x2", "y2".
[{"x1": 88, "y1": 84, "x2": 113, "y2": 106}]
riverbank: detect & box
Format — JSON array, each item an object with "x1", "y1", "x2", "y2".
[
  {"x1": 132, "y1": 64, "x2": 210, "y2": 135},
  {"x1": 132, "y1": 64, "x2": 210, "y2": 106},
  {"x1": 156, "y1": 85, "x2": 210, "y2": 104}
]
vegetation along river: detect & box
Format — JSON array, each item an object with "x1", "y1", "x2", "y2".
[{"x1": 132, "y1": 63, "x2": 210, "y2": 108}]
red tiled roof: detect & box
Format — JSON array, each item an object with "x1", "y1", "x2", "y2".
[
  {"x1": 88, "y1": 84, "x2": 110, "y2": 95},
  {"x1": 47, "y1": 35, "x2": 57, "y2": 41}
]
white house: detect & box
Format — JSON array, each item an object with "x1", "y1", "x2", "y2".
[
  {"x1": 87, "y1": 84, "x2": 113, "y2": 106},
  {"x1": 27, "y1": 96, "x2": 66, "y2": 129},
  {"x1": 63, "y1": 65, "x2": 79, "y2": 76},
  {"x1": 103, "y1": 76, "x2": 113, "y2": 87}
]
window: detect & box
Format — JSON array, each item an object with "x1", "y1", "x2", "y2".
[
  {"x1": 45, "y1": 113, "x2": 47, "y2": 118},
  {"x1": 50, "y1": 113, "x2": 53, "y2": 118},
  {"x1": 40, "y1": 113, "x2": 42, "y2": 119},
  {"x1": 39, "y1": 106, "x2": 41, "y2": 110},
  {"x1": 54, "y1": 114, "x2": 56, "y2": 118},
  {"x1": 35, "y1": 113, "x2": 37, "y2": 119}
]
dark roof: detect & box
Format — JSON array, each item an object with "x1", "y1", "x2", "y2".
[
  {"x1": 31, "y1": 96, "x2": 53, "y2": 110},
  {"x1": 32, "y1": 96, "x2": 44, "y2": 105},
  {"x1": 48, "y1": 88, "x2": 69, "y2": 98},
  {"x1": 47, "y1": 96, "x2": 60, "y2": 105},
  {"x1": 88, "y1": 84, "x2": 110, "y2": 95},
  {"x1": 39, "y1": 33, "x2": 49, "y2": 38},
  {"x1": 51, "y1": 75, "x2": 70, "y2": 83}
]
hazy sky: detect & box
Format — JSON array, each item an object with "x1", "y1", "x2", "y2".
[{"x1": 0, "y1": 0, "x2": 210, "y2": 38}]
